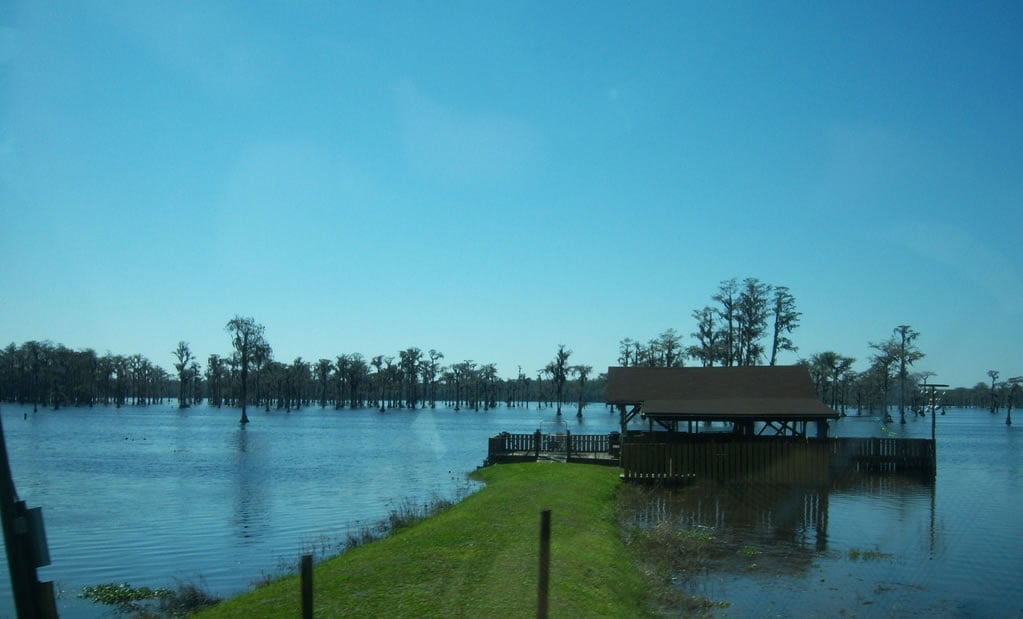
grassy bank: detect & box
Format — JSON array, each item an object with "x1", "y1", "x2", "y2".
[{"x1": 198, "y1": 463, "x2": 654, "y2": 618}]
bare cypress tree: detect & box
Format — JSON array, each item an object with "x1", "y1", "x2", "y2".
[
  {"x1": 572, "y1": 364, "x2": 592, "y2": 417},
  {"x1": 713, "y1": 279, "x2": 739, "y2": 366},
  {"x1": 687, "y1": 307, "x2": 720, "y2": 367},
  {"x1": 893, "y1": 325, "x2": 924, "y2": 424},
  {"x1": 226, "y1": 316, "x2": 269, "y2": 424},
  {"x1": 1006, "y1": 378, "x2": 1021, "y2": 426},
  {"x1": 769, "y1": 286, "x2": 801, "y2": 365},
  {"x1": 656, "y1": 329, "x2": 683, "y2": 367},
  {"x1": 173, "y1": 341, "x2": 193, "y2": 408},
  {"x1": 987, "y1": 370, "x2": 1000, "y2": 413},
  {"x1": 551, "y1": 345, "x2": 572, "y2": 416},
  {"x1": 736, "y1": 278, "x2": 771, "y2": 365}
]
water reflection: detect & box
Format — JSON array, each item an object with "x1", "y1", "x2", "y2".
[
  {"x1": 232, "y1": 427, "x2": 267, "y2": 542},
  {"x1": 624, "y1": 472, "x2": 938, "y2": 601}
]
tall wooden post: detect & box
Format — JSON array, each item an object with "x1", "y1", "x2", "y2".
[
  {"x1": 301, "y1": 553, "x2": 313, "y2": 619},
  {"x1": 537, "y1": 510, "x2": 551, "y2": 619}
]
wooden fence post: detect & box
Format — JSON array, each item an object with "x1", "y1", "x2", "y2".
[
  {"x1": 301, "y1": 553, "x2": 313, "y2": 619},
  {"x1": 538, "y1": 509, "x2": 551, "y2": 619}
]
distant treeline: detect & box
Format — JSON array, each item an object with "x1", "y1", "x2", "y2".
[
  {"x1": 3, "y1": 277, "x2": 1015, "y2": 419},
  {"x1": 0, "y1": 339, "x2": 609, "y2": 414}
]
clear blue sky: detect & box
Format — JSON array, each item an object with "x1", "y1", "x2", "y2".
[{"x1": 2, "y1": 1, "x2": 1021, "y2": 388}]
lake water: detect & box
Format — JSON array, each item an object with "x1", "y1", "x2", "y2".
[
  {"x1": 1, "y1": 403, "x2": 1019, "y2": 618},
  {"x1": 0, "y1": 402, "x2": 617, "y2": 618},
  {"x1": 627, "y1": 411, "x2": 1023, "y2": 617}
]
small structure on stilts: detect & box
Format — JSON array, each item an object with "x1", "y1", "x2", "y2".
[{"x1": 607, "y1": 365, "x2": 935, "y2": 483}]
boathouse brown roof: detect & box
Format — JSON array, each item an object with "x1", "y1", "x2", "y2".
[{"x1": 606, "y1": 365, "x2": 839, "y2": 421}]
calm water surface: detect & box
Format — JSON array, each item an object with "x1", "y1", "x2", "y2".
[
  {"x1": 629, "y1": 411, "x2": 1023, "y2": 618},
  {"x1": 1, "y1": 404, "x2": 1019, "y2": 617},
  {"x1": 1, "y1": 402, "x2": 616, "y2": 618}
]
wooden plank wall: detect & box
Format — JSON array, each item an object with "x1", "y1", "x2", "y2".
[{"x1": 621, "y1": 436, "x2": 935, "y2": 483}]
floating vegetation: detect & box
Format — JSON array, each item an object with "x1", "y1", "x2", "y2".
[
  {"x1": 738, "y1": 545, "x2": 762, "y2": 558},
  {"x1": 678, "y1": 527, "x2": 716, "y2": 544},
  {"x1": 79, "y1": 583, "x2": 172, "y2": 608},
  {"x1": 79, "y1": 580, "x2": 220, "y2": 617},
  {"x1": 848, "y1": 548, "x2": 894, "y2": 561}
]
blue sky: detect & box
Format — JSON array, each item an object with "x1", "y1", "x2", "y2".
[{"x1": 2, "y1": 1, "x2": 1021, "y2": 388}]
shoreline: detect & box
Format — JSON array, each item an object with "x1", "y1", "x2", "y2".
[{"x1": 195, "y1": 463, "x2": 664, "y2": 618}]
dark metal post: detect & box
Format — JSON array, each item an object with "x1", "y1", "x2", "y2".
[
  {"x1": 534, "y1": 429, "x2": 541, "y2": 460},
  {"x1": 301, "y1": 553, "x2": 313, "y2": 619},
  {"x1": 538, "y1": 509, "x2": 551, "y2": 619},
  {"x1": 920, "y1": 383, "x2": 947, "y2": 475},
  {"x1": 565, "y1": 430, "x2": 571, "y2": 461},
  {"x1": 0, "y1": 411, "x2": 56, "y2": 618}
]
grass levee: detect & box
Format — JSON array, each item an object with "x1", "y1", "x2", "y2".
[{"x1": 198, "y1": 463, "x2": 655, "y2": 618}]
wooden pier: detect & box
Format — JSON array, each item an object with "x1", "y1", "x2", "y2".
[
  {"x1": 486, "y1": 432, "x2": 935, "y2": 483},
  {"x1": 486, "y1": 431, "x2": 620, "y2": 466}
]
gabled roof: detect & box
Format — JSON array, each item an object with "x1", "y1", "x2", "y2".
[{"x1": 607, "y1": 365, "x2": 839, "y2": 420}]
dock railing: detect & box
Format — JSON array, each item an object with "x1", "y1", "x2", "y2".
[
  {"x1": 487, "y1": 432, "x2": 935, "y2": 482},
  {"x1": 487, "y1": 431, "x2": 618, "y2": 465}
]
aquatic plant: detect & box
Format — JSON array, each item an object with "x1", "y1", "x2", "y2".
[
  {"x1": 848, "y1": 547, "x2": 894, "y2": 561},
  {"x1": 79, "y1": 583, "x2": 172, "y2": 608},
  {"x1": 80, "y1": 580, "x2": 220, "y2": 617}
]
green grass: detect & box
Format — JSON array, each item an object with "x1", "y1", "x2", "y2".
[{"x1": 198, "y1": 463, "x2": 655, "y2": 618}]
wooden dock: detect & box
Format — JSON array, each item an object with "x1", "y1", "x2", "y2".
[
  {"x1": 486, "y1": 432, "x2": 935, "y2": 483},
  {"x1": 486, "y1": 431, "x2": 620, "y2": 466}
]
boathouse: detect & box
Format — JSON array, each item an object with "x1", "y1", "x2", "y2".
[
  {"x1": 606, "y1": 365, "x2": 934, "y2": 482},
  {"x1": 485, "y1": 365, "x2": 935, "y2": 481},
  {"x1": 607, "y1": 365, "x2": 838, "y2": 438}
]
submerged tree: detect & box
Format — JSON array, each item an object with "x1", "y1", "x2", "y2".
[
  {"x1": 573, "y1": 364, "x2": 592, "y2": 418},
  {"x1": 173, "y1": 341, "x2": 193, "y2": 409},
  {"x1": 893, "y1": 325, "x2": 924, "y2": 424},
  {"x1": 399, "y1": 347, "x2": 423, "y2": 409},
  {"x1": 869, "y1": 339, "x2": 899, "y2": 422},
  {"x1": 226, "y1": 316, "x2": 269, "y2": 424},
  {"x1": 315, "y1": 358, "x2": 332, "y2": 408},
  {"x1": 422, "y1": 349, "x2": 444, "y2": 408},
  {"x1": 987, "y1": 370, "x2": 1001, "y2": 413},
  {"x1": 550, "y1": 345, "x2": 572, "y2": 416},
  {"x1": 1006, "y1": 377, "x2": 1021, "y2": 426},
  {"x1": 807, "y1": 351, "x2": 855, "y2": 411}
]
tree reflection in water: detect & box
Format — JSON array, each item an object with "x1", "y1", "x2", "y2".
[{"x1": 620, "y1": 472, "x2": 936, "y2": 607}]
